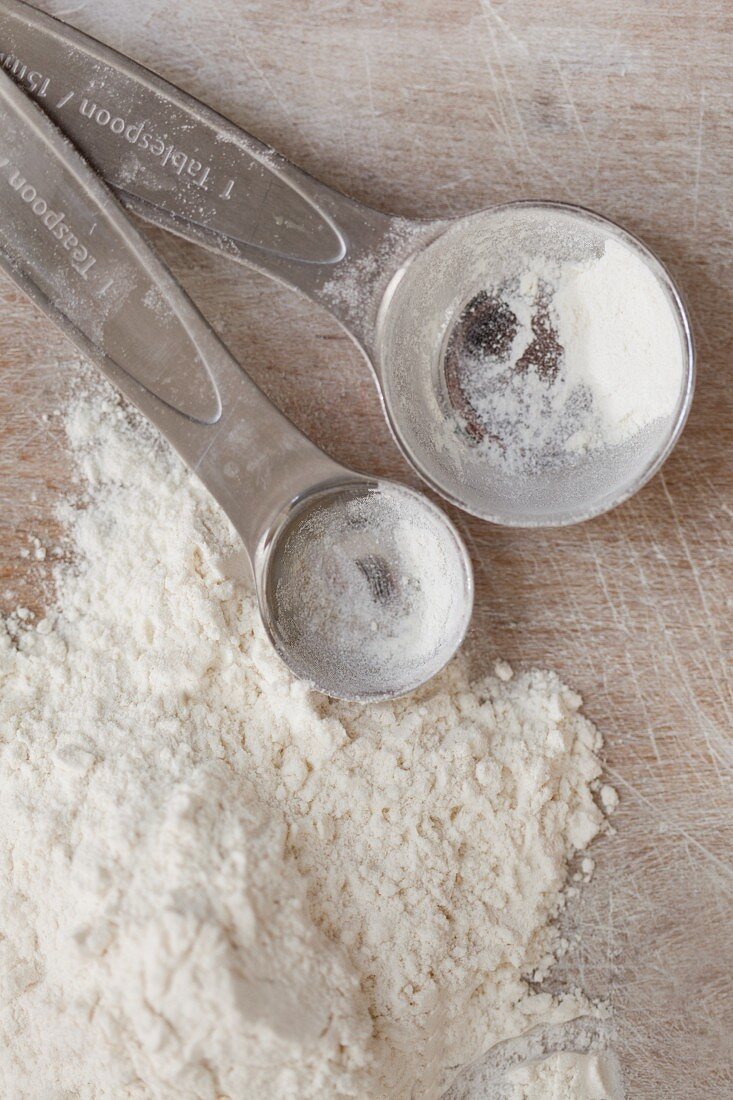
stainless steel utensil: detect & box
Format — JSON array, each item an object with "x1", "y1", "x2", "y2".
[
  {"x1": 0, "y1": 0, "x2": 695, "y2": 526},
  {"x1": 0, "y1": 65, "x2": 473, "y2": 701}
]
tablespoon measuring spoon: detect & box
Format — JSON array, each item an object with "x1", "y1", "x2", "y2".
[
  {"x1": 0, "y1": 0, "x2": 695, "y2": 527},
  {"x1": 0, "y1": 68, "x2": 473, "y2": 701}
]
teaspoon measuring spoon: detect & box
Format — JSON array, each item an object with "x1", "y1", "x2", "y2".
[
  {"x1": 0, "y1": 67, "x2": 473, "y2": 701},
  {"x1": 0, "y1": 0, "x2": 695, "y2": 527}
]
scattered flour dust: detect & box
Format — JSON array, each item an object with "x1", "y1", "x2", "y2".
[{"x1": 0, "y1": 391, "x2": 616, "y2": 1099}]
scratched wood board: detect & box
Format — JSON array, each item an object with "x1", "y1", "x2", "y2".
[{"x1": 0, "y1": 1, "x2": 731, "y2": 1095}]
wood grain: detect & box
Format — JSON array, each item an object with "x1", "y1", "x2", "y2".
[{"x1": 1, "y1": 1, "x2": 731, "y2": 1095}]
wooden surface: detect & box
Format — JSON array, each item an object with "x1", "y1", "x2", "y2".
[{"x1": 1, "y1": 1, "x2": 731, "y2": 1095}]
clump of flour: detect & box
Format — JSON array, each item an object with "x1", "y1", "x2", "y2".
[
  {"x1": 444, "y1": 238, "x2": 684, "y2": 474},
  {"x1": 504, "y1": 1050, "x2": 625, "y2": 1099},
  {"x1": 0, "y1": 391, "x2": 613, "y2": 1098}
]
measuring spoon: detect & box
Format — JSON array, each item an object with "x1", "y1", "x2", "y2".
[
  {"x1": 0, "y1": 0, "x2": 695, "y2": 527},
  {"x1": 0, "y1": 67, "x2": 473, "y2": 701}
]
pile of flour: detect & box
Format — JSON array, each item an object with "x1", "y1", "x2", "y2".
[
  {"x1": 445, "y1": 238, "x2": 684, "y2": 473},
  {"x1": 0, "y1": 391, "x2": 613, "y2": 1098}
]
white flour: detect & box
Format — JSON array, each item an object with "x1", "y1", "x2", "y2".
[
  {"x1": 0, "y1": 392, "x2": 614, "y2": 1098},
  {"x1": 445, "y1": 239, "x2": 684, "y2": 473}
]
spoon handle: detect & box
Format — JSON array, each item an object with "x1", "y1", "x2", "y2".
[
  {"x1": 0, "y1": 66, "x2": 343, "y2": 553},
  {"x1": 0, "y1": 0, "x2": 418, "y2": 346}
]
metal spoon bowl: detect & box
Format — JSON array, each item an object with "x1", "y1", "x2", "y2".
[
  {"x1": 260, "y1": 479, "x2": 473, "y2": 701},
  {"x1": 375, "y1": 201, "x2": 695, "y2": 526}
]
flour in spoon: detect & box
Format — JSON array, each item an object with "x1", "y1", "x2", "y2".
[
  {"x1": 0, "y1": 389, "x2": 616, "y2": 1099},
  {"x1": 444, "y1": 238, "x2": 684, "y2": 474}
]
